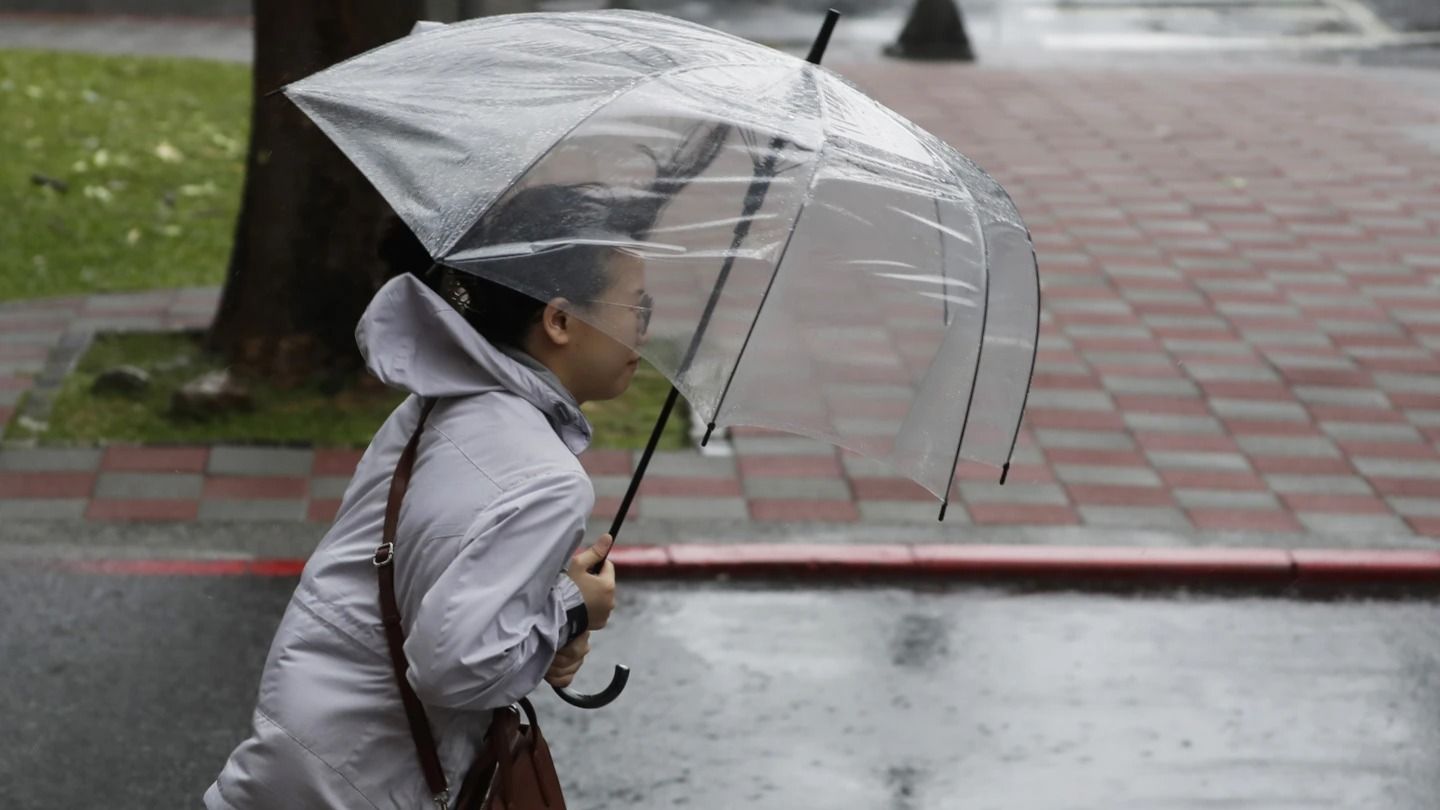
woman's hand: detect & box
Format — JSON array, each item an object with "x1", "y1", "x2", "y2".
[
  {"x1": 545, "y1": 631, "x2": 590, "y2": 688},
  {"x1": 567, "y1": 534, "x2": 616, "y2": 630}
]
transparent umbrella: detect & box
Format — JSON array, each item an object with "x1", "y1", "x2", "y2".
[{"x1": 283, "y1": 8, "x2": 1039, "y2": 707}]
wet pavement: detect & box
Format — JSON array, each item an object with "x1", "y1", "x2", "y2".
[{"x1": 2, "y1": 569, "x2": 1436, "y2": 809}]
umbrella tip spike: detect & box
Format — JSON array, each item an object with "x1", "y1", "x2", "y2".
[
  {"x1": 938, "y1": 501, "x2": 949, "y2": 522},
  {"x1": 701, "y1": 423, "x2": 716, "y2": 447},
  {"x1": 999, "y1": 463, "x2": 1011, "y2": 486}
]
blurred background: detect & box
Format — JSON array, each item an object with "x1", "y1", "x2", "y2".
[{"x1": 3, "y1": 2, "x2": 1439, "y2": 809}]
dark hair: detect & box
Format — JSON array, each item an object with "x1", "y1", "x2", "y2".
[
  {"x1": 379, "y1": 122, "x2": 731, "y2": 349},
  {"x1": 381, "y1": 183, "x2": 629, "y2": 349}
]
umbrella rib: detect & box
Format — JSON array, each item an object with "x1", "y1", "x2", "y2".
[
  {"x1": 435, "y1": 76, "x2": 652, "y2": 259},
  {"x1": 885, "y1": 100, "x2": 1036, "y2": 495},
  {"x1": 941, "y1": 171, "x2": 1039, "y2": 484},
  {"x1": 999, "y1": 242, "x2": 1042, "y2": 486},
  {"x1": 831, "y1": 72, "x2": 1039, "y2": 487},
  {"x1": 698, "y1": 73, "x2": 831, "y2": 445},
  {"x1": 674, "y1": 132, "x2": 786, "y2": 379},
  {"x1": 700, "y1": 144, "x2": 827, "y2": 446},
  {"x1": 938, "y1": 260, "x2": 991, "y2": 520},
  {"x1": 922, "y1": 149, "x2": 993, "y2": 521},
  {"x1": 674, "y1": 70, "x2": 825, "y2": 380},
  {"x1": 435, "y1": 62, "x2": 777, "y2": 261},
  {"x1": 935, "y1": 195, "x2": 950, "y2": 328}
]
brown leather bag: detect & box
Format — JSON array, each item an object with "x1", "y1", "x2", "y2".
[{"x1": 374, "y1": 397, "x2": 569, "y2": 810}]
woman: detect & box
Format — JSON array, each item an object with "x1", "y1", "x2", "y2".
[{"x1": 204, "y1": 183, "x2": 657, "y2": 809}]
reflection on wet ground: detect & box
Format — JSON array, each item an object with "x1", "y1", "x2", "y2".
[{"x1": 4, "y1": 570, "x2": 1436, "y2": 809}]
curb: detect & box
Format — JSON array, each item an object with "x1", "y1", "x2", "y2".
[{"x1": 50, "y1": 544, "x2": 1440, "y2": 593}]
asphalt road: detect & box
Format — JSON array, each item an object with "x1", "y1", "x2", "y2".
[{"x1": 2, "y1": 570, "x2": 1437, "y2": 809}]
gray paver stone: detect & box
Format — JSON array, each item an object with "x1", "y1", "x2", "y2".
[
  {"x1": 208, "y1": 446, "x2": 315, "y2": 477},
  {"x1": 95, "y1": 472, "x2": 203, "y2": 500}
]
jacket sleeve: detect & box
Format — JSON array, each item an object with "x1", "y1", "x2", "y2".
[{"x1": 403, "y1": 470, "x2": 593, "y2": 711}]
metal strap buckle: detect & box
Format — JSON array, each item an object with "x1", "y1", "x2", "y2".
[
  {"x1": 372, "y1": 542, "x2": 395, "y2": 567},
  {"x1": 433, "y1": 788, "x2": 451, "y2": 809}
]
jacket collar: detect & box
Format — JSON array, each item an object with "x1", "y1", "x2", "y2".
[{"x1": 357, "y1": 274, "x2": 593, "y2": 454}]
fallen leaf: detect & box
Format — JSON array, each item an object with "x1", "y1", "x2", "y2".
[
  {"x1": 30, "y1": 174, "x2": 69, "y2": 193},
  {"x1": 179, "y1": 181, "x2": 218, "y2": 197},
  {"x1": 154, "y1": 141, "x2": 185, "y2": 163}
]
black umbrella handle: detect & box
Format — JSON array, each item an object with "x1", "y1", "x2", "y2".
[
  {"x1": 546, "y1": 386, "x2": 672, "y2": 708},
  {"x1": 552, "y1": 664, "x2": 632, "y2": 709},
  {"x1": 547, "y1": 387, "x2": 671, "y2": 709}
]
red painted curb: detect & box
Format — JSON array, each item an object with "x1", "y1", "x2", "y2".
[
  {"x1": 1290, "y1": 550, "x2": 1440, "y2": 586},
  {"x1": 909, "y1": 545, "x2": 1296, "y2": 584},
  {"x1": 50, "y1": 545, "x2": 1440, "y2": 589}
]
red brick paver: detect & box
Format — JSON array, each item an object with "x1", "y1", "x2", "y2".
[
  {"x1": 101, "y1": 446, "x2": 209, "y2": 473},
  {"x1": 203, "y1": 476, "x2": 309, "y2": 500}
]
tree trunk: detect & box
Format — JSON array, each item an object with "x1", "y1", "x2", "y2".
[
  {"x1": 885, "y1": 0, "x2": 975, "y2": 62},
  {"x1": 208, "y1": 0, "x2": 422, "y2": 385}
]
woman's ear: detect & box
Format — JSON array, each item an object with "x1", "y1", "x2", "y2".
[{"x1": 539, "y1": 298, "x2": 572, "y2": 347}]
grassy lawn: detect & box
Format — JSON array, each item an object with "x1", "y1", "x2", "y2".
[
  {"x1": 11, "y1": 331, "x2": 689, "y2": 451},
  {"x1": 0, "y1": 49, "x2": 249, "y2": 301}
]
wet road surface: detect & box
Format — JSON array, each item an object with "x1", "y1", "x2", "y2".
[{"x1": 2, "y1": 569, "x2": 1437, "y2": 809}]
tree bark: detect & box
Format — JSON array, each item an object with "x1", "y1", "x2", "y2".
[
  {"x1": 208, "y1": 0, "x2": 422, "y2": 385},
  {"x1": 885, "y1": 0, "x2": 976, "y2": 62}
]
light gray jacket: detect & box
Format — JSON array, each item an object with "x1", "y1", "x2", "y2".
[{"x1": 204, "y1": 273, "x2": 596, "y2": 809}]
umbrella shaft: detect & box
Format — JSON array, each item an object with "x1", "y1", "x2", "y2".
[
  {"x1": 596, "y1": 384, "x2": 682, "y2": 569},
  {"x1": 676, "y1": 9, "x2": 841, "y2": 379},
  {"x1": 807, "y1": 9, "x2": 841, "y2": 64},
  {"x1": 602, "y1": 10, "x2": 845, "y2": 559}
]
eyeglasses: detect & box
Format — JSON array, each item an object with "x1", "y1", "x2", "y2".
[{"x1": 582, "y1": 292, "x2": 654, "y2": 337}]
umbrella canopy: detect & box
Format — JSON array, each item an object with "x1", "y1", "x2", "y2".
[{"x1": 284, "y1": 9, "x2": 1038, "y2": 503}]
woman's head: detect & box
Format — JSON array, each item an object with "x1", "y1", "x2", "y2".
[
  {"x1": 382, "y1": 182, "x2": 653, "y2": 404},
  {"x1": 378, "y1": 125, "x2": 729, "y2": 404}
]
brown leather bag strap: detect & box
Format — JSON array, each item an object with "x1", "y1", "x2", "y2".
[{"x1": 373, "y1": 397, "x2": 451, "y2": 809}]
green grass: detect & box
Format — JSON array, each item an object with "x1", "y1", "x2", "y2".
[
  {"x1": 0, "y1": 49, "x2": 250, "y2": 301},
  {"x1": 580, "y1": 361, "x2": 690, "y2": 451},
  {"x1": 14, "y1": 331, "x2": 689, "y2": 450}
]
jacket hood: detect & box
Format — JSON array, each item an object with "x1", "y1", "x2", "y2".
[{"x1": 356, "y1": 273, "x2": 592, "y2": 454}]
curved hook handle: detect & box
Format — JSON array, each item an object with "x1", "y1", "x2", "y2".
[{"x1": 552, "y1": 664, "x2": 630, "y2": 709}]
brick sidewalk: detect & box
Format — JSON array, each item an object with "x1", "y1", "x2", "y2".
[{"x1": 2, "y1": 63, "x2": 1440, "y2": 539}]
